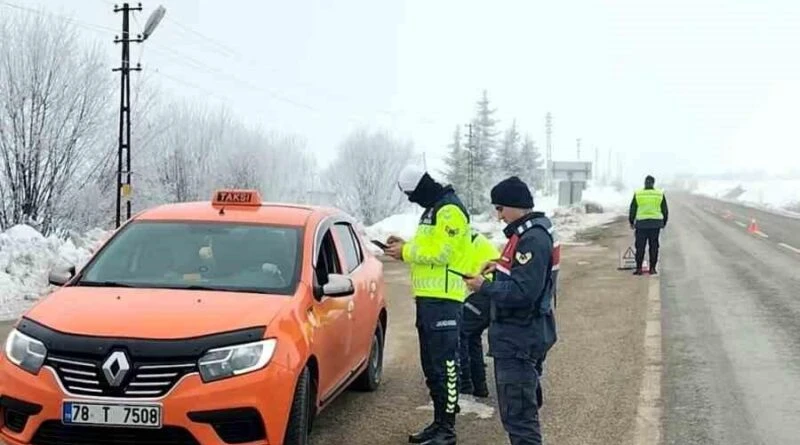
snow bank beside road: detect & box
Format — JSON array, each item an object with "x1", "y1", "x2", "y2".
[{"x1": 0, "y1": 225, "x2": 110, "y2": 321}]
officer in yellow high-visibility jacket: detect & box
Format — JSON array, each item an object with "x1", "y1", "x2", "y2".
[
  {"x1": 459, "y1": 231, "x2": 500, "y2": 398},
  {"x1": 384, "y1": 164, "x2": 472, "y2": 445},
  {"x1": 628, "y1": 175, "x2": 669, "y2": 275}
]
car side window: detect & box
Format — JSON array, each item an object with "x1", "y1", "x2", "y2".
[
  {"x1": 333, "y1": 223, "x2": 362, "y2": 273},
  {"x1": 316, "y1": 229, "x2": 341, "y2": 286}
]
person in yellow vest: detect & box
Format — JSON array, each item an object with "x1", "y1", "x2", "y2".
[
  {"x1": 459, "y1": 230, "x2": 500, "y2": 398},
  {"x1": 384, "y1": 164, "x2": 472, "y2": 445},
  {"x1": 628, "y1": 175, "x2": 669, "y2": 275}
]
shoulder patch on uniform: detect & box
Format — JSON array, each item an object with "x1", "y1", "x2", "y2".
[
  {"x1": 445, "y1": 225, "x2": 460, "y2": 237},
  {"x1": 515, "y1": 251, "x2": 533, "y2": 264}
]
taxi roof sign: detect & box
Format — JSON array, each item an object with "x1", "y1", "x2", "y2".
[{"x1": 212, "y1": 189, "x2": 262, "y2": 207}]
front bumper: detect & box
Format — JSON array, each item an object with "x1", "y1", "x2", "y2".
[{"x1": 0, "y1": 358, "x2": 297, "y2": 445}]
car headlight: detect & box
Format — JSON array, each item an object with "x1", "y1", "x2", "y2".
[
  {"x1": 198, "y1": 339, "x2": 277, "y2": 383},
  {"x1": 4, "y1": 329, "x2": 47, "y2": 374}
]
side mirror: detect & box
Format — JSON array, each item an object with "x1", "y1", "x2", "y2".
[
  {"x1": 322, "y1": 274, "x2": 354, "y2": 297},
  {"x1": 48, "y1": 266, "x2": 75, "y2": 286}
]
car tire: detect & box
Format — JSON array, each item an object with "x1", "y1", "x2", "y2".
[
  {"x1": 352, "y1": 322, "x2": 384, "y2": 391},
  {"x1": 284, "y1": 366, "x2": 312, "y2": 445}
]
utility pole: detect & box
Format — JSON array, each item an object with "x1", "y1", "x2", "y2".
[
  {"x1": 112, "y1": 3, "x2": 165, "y2": 228},
  {"x1": 594, "y1": 146, "x2": 599, "y2": 182},
  {"x1": 576, "y1": 138, "x2": 581, "y2": 160},
  {"x1": 545, "y1": 112, "x2": 552, "y2": 195}
]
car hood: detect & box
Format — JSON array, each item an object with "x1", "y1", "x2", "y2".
[{"x1": 24, "y1": 287, "x2": 292, "y2": 339}]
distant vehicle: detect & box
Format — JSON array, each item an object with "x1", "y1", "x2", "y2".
[{"x1": 0, "y1": 189, "x2": 387, "y2": 445}]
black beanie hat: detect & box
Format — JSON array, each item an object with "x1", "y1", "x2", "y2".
[{"x1": 491, "y1": 176, "x2": 534, "y2": 208}]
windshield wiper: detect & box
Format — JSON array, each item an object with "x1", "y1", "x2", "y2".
[
  {"x1": 164, "y1": 284, "x2": 272, "y2": 294},
  {"x1": 74, "y1": 280, "x2": 140, "y2": 288},
  {"x1": 170, "y1": 284, "x2": 221, "y2": 291}
]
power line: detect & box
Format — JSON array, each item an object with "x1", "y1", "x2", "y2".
[
  {"x1": 162, "y1": 16, "x2": 240, "y2": 59},
  {"x1": 1, "y1": 0, "x2": 447, "y2": 129},
  {"x1": 0, "y1": 0, "x2": 117, "y2": 35}
]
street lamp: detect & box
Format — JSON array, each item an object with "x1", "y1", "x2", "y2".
[
  {"x1": 142, "y1": 5, "x2": 166, "y2": 41},
  {"x1": 113, "y1": 3, "x2": 166, "y2": 228}
]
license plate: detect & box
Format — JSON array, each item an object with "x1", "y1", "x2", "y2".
[{"x1": 62, "y1": 401, "x2": 162, "y2": 428}]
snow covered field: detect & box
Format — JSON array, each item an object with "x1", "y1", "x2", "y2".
[
  {"x1": 691, "y1": 179, "x2": 800, "y2": 216},
  {"x1": 0, "y1": 184, "x2": 629, "y2": 321}
]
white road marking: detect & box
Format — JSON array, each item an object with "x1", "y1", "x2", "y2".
[
  {"x1": 779, "y1": 243, "x2": 800, "y2": 255},
  {"x1": 755, "y1": 231, "x2": 769, "y2": 238},
  {"x1": 735, "y1": 221, "x2": 747, "y2": 228},
  {"x1": 633, "y1": 277, "x2": 663, "y2": 444}
]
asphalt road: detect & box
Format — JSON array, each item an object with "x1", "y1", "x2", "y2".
[
  {"x1": 661, "y1": 194, "x2": 800, "y2": 445},
  {"x1": 0, "y1": 221, "x2": 651, "y2": 444},
  {"x1": 690, "y1": 193, "x2": 800, "y2": 253}
]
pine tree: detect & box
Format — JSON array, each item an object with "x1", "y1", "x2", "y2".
[
  {"x1": 497, "y1": 120, "x2": 522, "y2": 181},
  {"x1": 443, "y1": 125, "x2": 467, "y2": 194},
  {"x1": 519, "y1": 134, "x2": 544, "y2": 191},
  {"x1": 465, "y1": 90, "x2": 500, "y2": 213}
]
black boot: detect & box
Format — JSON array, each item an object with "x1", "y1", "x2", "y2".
[
  {"x1": 633, "y1": 268, "x2": 643, "y2": 275},
  {"x1": 649, "y1": 259, "x2": 658, "y2": 275},
  {"x1": 473, "y1": 382, "x2": 489, "y2": 398},
  {"x1": 408, "y1": 419, "x2": 439, "y2": 444},
  {"x1": 420, "y1": 413, "x2": 456, "y2": 445}
]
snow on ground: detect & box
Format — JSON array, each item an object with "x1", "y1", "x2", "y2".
[
  {"x1": 691, "y1": 179, "x2": 800, "y2": 216},
  {"x1": 366, "y1": 184, "x2": 630, "y2": 251},
  {"x1": 417, "y1": 395, "x2": 495, "y2": 419},
  {"x1": 0, "y1": 225, "x2": 111, "y2": 321}
]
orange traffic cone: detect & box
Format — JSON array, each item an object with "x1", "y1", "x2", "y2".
[{"x1": 747, "y1": 219, "x2": 759, "y2": 234}]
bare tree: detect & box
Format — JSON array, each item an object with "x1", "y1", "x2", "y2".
[
  {"x1": 148, "y1": 100, "x2": 229, "y2": 203},
  {"x1": 324, "y1": 128, "x2": 414, "y2": 225},
  {"x1": 259, "y1": 133, "x2": 316, "y2": 203},
  {"x1": 0, "y1": 11, "x2": 114, "y2": 233},
  {"x1": 65, "y1": 72, "x2": 166, "y2": 230}
]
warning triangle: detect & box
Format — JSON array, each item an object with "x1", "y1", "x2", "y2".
[{"x1": 622, "y1": 246, "x2": 635, "y2": 259}]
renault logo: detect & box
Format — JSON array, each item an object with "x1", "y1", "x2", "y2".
[{"x1": 102, "y1": 351, "x2": 130, "y2": 387}]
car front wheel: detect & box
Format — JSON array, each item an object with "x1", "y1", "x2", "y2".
[{"x1": 284, "y1": 366, "x2": 312, "y2": 445}]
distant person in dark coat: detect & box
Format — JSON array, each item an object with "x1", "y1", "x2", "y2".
[{"x1": 628, "y1": 175, "x2": 668, "y2": 275}]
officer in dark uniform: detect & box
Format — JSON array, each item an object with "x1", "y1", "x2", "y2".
[
  {"x1": 459, "y1": 231, "x2": 499, "y2": 398},
  {"x1": 464, "y1": 176, "x2": 557, "y2": 445},
  {"x1": 628, "y1": 175, "x2": 668, "y2": 275},
  {"x1": 385, "y1": 165, "x2": 472, "y2": 445}
]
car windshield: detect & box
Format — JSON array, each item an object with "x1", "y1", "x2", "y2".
[{"x1": 75, "y1": 221, "x2": 302, "y2": 295}]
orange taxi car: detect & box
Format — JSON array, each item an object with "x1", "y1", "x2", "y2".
[{"x1": 0, "y1": 190, "x2": 387, "y2": 445}]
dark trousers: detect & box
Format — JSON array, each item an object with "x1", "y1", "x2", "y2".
[
  {"x1": 634, "y1": 228, "x2": 661, "y2": 270},
  {"x1": 416, "y1": 298, "x2": 463, "y2": 421},
  {"x1": 495, "y1": 357, "x2": 542, "y2": 445},
  {"x1": 460, "y1": 293, "x2": 490, "y2": 392},
  {"x1": 534, "y1": 355, "x2": 545, "y2": 407}
]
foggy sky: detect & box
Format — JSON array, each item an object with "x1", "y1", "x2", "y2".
[{"x1": 11, "y1": 0, "x2": 800, "y2": 187}]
